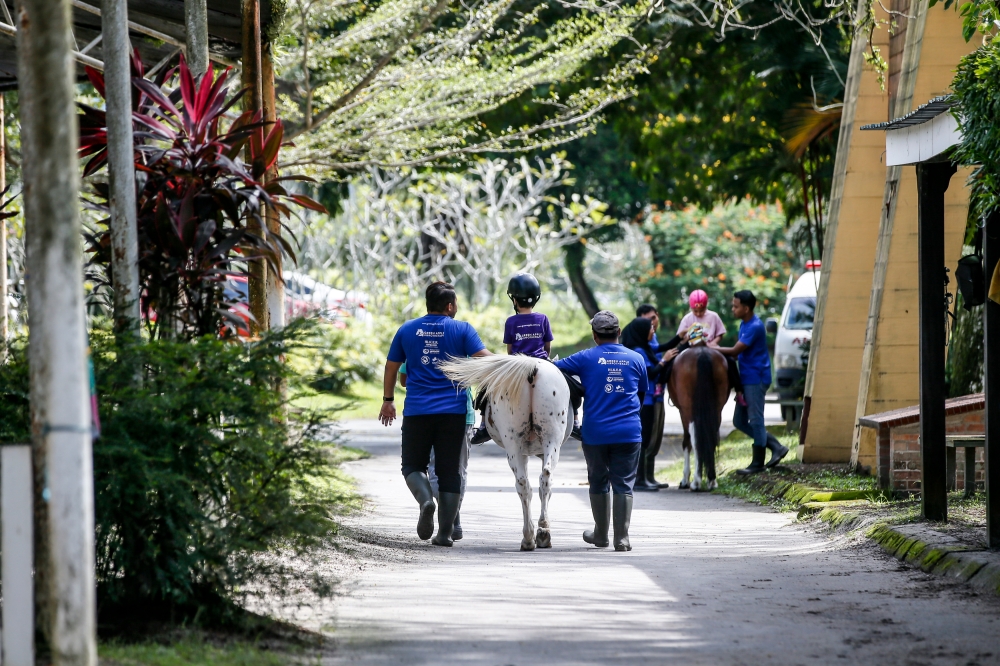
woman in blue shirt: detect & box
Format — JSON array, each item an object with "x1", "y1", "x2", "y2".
[{"x1": 620, "y1": 316, "x2": 679, "y2": 492}]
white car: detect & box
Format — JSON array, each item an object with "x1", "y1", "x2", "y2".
[{"x1": 770, "y1": 261, "x2": 819, "y2": 399}]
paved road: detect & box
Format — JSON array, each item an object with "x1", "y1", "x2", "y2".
[{"x1": 300, "y1": 430, "x2": 1000, "y2": 666}]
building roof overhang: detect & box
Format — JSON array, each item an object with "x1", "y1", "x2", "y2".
[{"x1": 860, "y1": 95, "x2": 962, "y2": 166}]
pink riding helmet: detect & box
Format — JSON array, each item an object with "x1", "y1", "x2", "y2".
[{"x1": 689, "y1": 289, "x2": 709, "y2": 308}]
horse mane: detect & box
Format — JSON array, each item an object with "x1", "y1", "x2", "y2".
[{"x1": 438, "y1": 355, "x2": 541, "y2": 405}]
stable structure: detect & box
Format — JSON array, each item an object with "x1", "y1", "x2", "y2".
[
  {"x1": 859, "y1": 98, "x2": 999, "y2": 540},
  {"x1": 801, "y1": 1, "x2": 976, "y2": 463}
]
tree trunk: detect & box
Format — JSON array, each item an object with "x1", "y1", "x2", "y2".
[
  {"x1": 263, "y1": 47, "x2": 284, "y2": 329},
  {"x1": 564, "y1": 241, "x2": 599, "y2": 317},
  {"x1": 242, "y1": 0, "x2": 267, "y2": 333},
  {"x1": 101, "y1": 0, "x2": 141, "y2": 338},
  {"x1": 16, "y1": 0, "x2": 97, "y2": 660},
  {"x1": 184, "y1": 0, "x2": 209, "y2": 80},
  {"x1": 1, "y1": 93, "x2": 7, "y2": 345}
]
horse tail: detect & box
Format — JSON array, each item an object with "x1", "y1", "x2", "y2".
[
  {"x1": 438, "y1": 355, "x2": 540, "y2": 405},
  {"x1": 693, "y1": 349, "x2": 720, "y2": 480}
]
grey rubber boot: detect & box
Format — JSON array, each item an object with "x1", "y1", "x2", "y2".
[
  {"x1": 765, "y1": 437, "x2": 789, "y2": 468},
  {"x1": 613, "y1": 494, "x2": 633, "y2": 552},
  {"x1": 451, "y1": 511, "x2": 463, "y2": 541},
  {"x1": 404, "y1": 471, "x2": 436, "y2": 540},
  {"x1": 736, "y1": 445, "x2": 767, "y2": 476},
  {"x1": 582, "y1": 492, "x2": 611, "y2": 548},
  {"x1": 432, "y1": 492, "x2": 462, "y2": 547}
]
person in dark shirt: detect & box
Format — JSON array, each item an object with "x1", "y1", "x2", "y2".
[
  {"x1": 554, "y1": 311, "x2": 648, "y2": 551},
  {"x1": 620, "y1": 316, "x2": 678, "y2": 492},
  {"x1": 380, "y1": 282, "x2": 492, "y2": 546},
  {"x1": 717, "y1": 290, "x2": 789, "y2": 475}
]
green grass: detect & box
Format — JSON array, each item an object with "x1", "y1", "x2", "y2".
[
  {"x1": 100, "y1": 636, "x2": 297, "y2": 666},
  {"x1": 292, "y1": 380, "x2": 402, "y2": 422}
]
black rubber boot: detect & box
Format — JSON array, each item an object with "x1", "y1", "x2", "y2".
[
  {"x1": 736, "y1": 445, "x2": 767, "y2": 476},
  {"x1": 634, "y1": 453, "x2": 659, "y2": 492},
  {"x1": 613, "y1": 494, "x2": 633, "y2": 552},
  {"x1": 765, "y1": 438, "x2": 789, "y2": 468},
  {"x1": 452, "y1": 512, "x2": 463, "y2": 541},
  {"x1": 582, "y1": 492, "x2": 611, "y2": 547},
  {"x1": 432, "y1": 491, "x2": 461, "y2": 546},
  {"x1": 648, "y1": 455, "x2": 669, "y2": 489},
  {"x1": 470, "y1": 425, "x2": 492, "y2": 445},
  {"x1": 404, "y1": 471, "x2": 436, "y2": 540}
]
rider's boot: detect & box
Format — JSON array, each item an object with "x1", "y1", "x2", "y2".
[
  {"x1": 736, "y1": 445, "x2": 767, "y2": 476},
  {"x1": 571, "y1": 413, "x2": 582, "y2": 441},
  {"x1": 582, "y1": 492, "x2": 611, "y2": 548},
  {"x1": 648, "y1": 455, "x2": 669, "y2": 489},
  {"x1": 470, "y1": 406, "x2": 492, "y2": 444},
  {"x1": 612, "y1": 494, "x2": 633, "y2": 552},
  {"x1": 765, "y1": 437, "x2": 789, "y2": 468},
  {"x1": 404, "y1": 471, "x2": 436, "y2": 540},
  {"x1": 634, "y1": 454, "x2": 659, "y2": 492},
  {"x1": 432, "y1": 492, "x2": 462, "y2": 547},
  {"x1": 452, "y1": 511, "x2": 463, "y2": 541}
]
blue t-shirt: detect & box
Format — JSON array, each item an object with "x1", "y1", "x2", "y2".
[
  {"x1": 387, "y1": 315, "x2": 486, "y2": 416},
  {"x1": 400, "y1": 361, "x2": 475, "y2": 423},
  {"x1": 554, "y1": 344, "x2": 648, "y2": 445},
  {"x1": 737, "y1": 315, "x2": 771, "y2": 385}
]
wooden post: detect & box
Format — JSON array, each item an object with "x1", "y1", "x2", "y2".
[
  {"x1": 916, "y1": 160, "x2": 956, "y2": 522},
  {"x1": 101, "y1": 0, "x2": 141, "y2": 338},
  {"x1": 985, "y1": 209, "x2": 1000, "y2": 548},
  {"x1": 0, "y1": 93, "x2": 7, "y2": 344},
  {"x1": 262, "y1": 46, "x2": 283, "y2": 329},
  {"x1": 242, "y1": 0, "x2": 267, "y2": 333},
  {"x1": 184, "y1": 0, "x2": 209, "y2": 80},
  {"x1": 15, "y1": 0, "x2": 97, "y2": 661},
  {"x1": 2, "y1": 444, "x2": 35, "y2": 665}
]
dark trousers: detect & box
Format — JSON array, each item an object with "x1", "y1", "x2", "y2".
[
  {"x1": 401, "y1": 413, "x2": 467, "y2": 493},
  {"x1": 639, "y1": 404, "x2": 656, "y2": 458},
  {"x1": 583, "y1": 442, "x2": 642, "y2": 495}
]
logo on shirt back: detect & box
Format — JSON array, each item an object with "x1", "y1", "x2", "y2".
[
  {"x1": 598, "y1": 358, "x2": 606, "y2": 365},
  {"x1": 605, "y1": 384, "x2": 613, "y2": 393}
]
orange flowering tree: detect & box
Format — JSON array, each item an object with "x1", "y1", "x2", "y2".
[{"x1": 637, "y1": 199, "x2": 799, "y2": 333}]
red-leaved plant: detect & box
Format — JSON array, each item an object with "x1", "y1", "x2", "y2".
[{"x1": 79, "y1": 53, "x2": 325, "y2": 339}]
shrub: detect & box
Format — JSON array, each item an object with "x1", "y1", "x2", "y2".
[{"x1": 2, "y1": 320, "x2": 347, "y2": 621}]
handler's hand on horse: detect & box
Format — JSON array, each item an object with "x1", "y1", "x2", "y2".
[
  {"x1": 379, "y1": 401, "x2": 397, "y2": 426},
  {"x1": 663, "y1": 348, "x2": 680, "y2": 362}
]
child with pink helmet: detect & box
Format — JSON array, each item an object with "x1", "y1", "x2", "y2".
[{"x1": 677, "y1": 289, "x2": 745, "y2": 403}]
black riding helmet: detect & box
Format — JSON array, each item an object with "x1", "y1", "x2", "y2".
[{"x1": 507, "y1": 272, "x2": 541, "y2": 311}]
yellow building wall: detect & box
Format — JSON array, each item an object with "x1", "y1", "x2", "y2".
[
  {"x1": 800, "y1": 9, "x2": 891, "y2": 463},
  {"x1": 852, "y1": 5, "x2": 976, "y2": 472}
]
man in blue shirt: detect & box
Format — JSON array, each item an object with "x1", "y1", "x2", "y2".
[
  {"x1": 717, "y1": 290, "x2": 789, "y2": 475},
  {"x1": 379, "y1": 282, "x2": 491, "y2": 546},
  {"x1": 554, "y1": 311, "x2": 648, "y2": 551}
]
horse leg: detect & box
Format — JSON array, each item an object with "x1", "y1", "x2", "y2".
[
  {"x1": 689, "y1": 422, "x2": 702, "y2": 491},
  {"x1": 536, "y1": 444, "x2": 560, "y2": 549},
  {"x1": 679, "y1": 418, "x2": 691, "y2": 490},
  {"x1": 507, "y1": 449, "x2": 536, "y2": 551}
]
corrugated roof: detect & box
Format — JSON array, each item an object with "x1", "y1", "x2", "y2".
[{"x1": 859, "y1": 95, "x2": 956, "y2": 132}]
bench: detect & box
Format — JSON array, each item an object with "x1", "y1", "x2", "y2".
[{"x1": 946, "y1": 435, "x2": 985, "y2": 498}]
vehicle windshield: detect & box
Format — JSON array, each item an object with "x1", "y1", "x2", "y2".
[{"x1": 783, "y1": 297, "x2": 815, "y2": 330}]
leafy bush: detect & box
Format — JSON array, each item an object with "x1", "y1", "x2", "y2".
[
  {"x1": 637, "y1": 199, "x2": 798, "y2": 328},
  {"x1": 289, "y1": 320, "x2": 383, "y2": 394},
  {"x1": 2, "y1": 320, "x2": 347, "y2": 621},
  {"x1": 953, "y1": 40, "x2": 1000, "y2": 220}
]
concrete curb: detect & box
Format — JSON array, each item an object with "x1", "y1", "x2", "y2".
[{"x1": 725, "y1": 474, "x2": 1000, "y2": 598}]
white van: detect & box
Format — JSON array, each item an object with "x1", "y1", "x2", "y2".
[{"x1": 769, "y1": 261, "x2": 820, "y2": 399}]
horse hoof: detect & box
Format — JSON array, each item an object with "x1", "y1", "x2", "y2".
[
  {"x1": 536, "y1": 529, "x2": 552, "y2": 549},
  {"x1": 708, "y1": 479, "x2": 718, "y2": 490},
  {"x1": 678, "y1": 482, "x2": 690, "y2": 490},
  {"x1": 520, "y1": 541, "x2": 536, "y2": 551}
]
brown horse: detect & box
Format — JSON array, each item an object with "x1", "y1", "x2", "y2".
[{"x1": 666, "y1": 346, "x2": 731, "y2": 490}]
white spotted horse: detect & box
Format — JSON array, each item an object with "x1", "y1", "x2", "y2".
[
  {"x1": 666, "y1": 346, "x2": 730, "y2": 491},
  {"x1": 439, "y1": 355, "x2": 572, "y2": 551}
]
